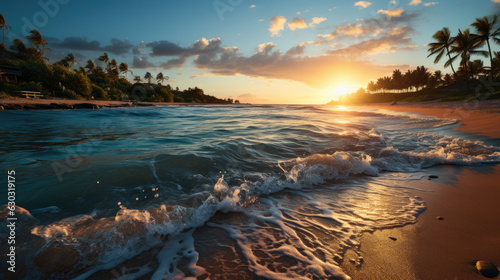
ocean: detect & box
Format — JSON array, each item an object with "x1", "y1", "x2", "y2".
[{"x1": 1, "y1": 105, "x2": 499, "y2": 279}]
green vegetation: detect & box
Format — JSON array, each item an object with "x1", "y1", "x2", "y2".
[
  {"x1": 329, "y1": 15, "x2": 500, "y2": 105},
  {"x1": 0, "y1": 13, "x2": 233, "y2": 104}
]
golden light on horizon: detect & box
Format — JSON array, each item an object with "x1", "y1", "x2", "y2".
[{"x1": 325, "y1": 80, "x2": 359, "y2": 101}]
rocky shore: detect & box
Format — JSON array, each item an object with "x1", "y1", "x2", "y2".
[{"x1": 0, "y1": 98, "x2": 219, "y2": 111}]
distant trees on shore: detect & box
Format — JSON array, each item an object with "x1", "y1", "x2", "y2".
[
  {"x1": 356, "y1": 14, "x2": 500, "y2": 99},
  {"x1": 0, "y1": 13, "x2": 233, "y2": 104}
]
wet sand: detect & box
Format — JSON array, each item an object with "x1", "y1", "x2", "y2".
[
  {"x1": 344, "y1": 100, "x2": 500, "y2": 279},
  {"x1": 343, "y1": 164, "x2": 500, "y2": 279},
  {"x1": 359, "y1": 100, "x2": 500, "y2": 139}
]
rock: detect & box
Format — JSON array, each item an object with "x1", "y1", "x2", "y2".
[
  {"x1": 349, "y1": 258, "x2": 356, "y2": 264},
  {"x1": 35, "y1": 244, "x2": 81, "y2": 273},
  {"x1": 0, "y1": 105, "x2": 4, "y2": 110},
  {"x1": 429, "y1": 175, "x2": 439, "y2": 179},
  {"x1": 437, "y1": 216, "x2": 444, "y2": 220},
  {"x1": 389, "y1": 237, "x2": 397, "y2": 241},
  {"x1": 74, "y1": 103, "x2": 99, "y2": 109},
  {"x1": 476, "y1": 260, "x2": 499, "y2": 278}
]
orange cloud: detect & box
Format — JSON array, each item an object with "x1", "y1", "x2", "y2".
[
  {"x1": 309, "y1": 17, "x2": 327, "y2": 27},
  {"x1": 288, "y1": 18, "x2": 308, "y2": 30},
  {"x1": 354, "y1": 1, "x2": 372, "y2": 8},
  {"x1": 377, "y1": 8, "x2": 405, "y2": 18},
  {"x1": 269, "y1": 16, "x2": 287, "y2": 36}
]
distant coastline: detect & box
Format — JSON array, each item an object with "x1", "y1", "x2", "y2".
[{"x1": 0, "y1": 97, "x2": 245, "y2": 111}]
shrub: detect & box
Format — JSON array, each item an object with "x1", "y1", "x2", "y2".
[
  {"x1": 91, "y1": 84, "x2": 109, "y2": 100},
  {"x1": 108, "y1": 88, "x2": 125, "y2": 100},
  {"x1": 0, "y1": 91, "x2": 17, "y2": 99}
]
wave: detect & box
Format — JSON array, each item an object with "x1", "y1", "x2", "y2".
[{"x1": 21, "y1": 128, "x2": 500, "y2": 279}]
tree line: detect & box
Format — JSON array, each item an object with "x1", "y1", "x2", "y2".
[
  {"x1": 0, "y1": 13, "x2": 234, "y2": 104},
  {"x1": 340, "y1": 14, "x2": 500, "y2": 104}
]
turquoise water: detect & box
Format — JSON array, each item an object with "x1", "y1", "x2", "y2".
[{"x1": 1, "y1": 105, "x2": 499, "y2": 279}]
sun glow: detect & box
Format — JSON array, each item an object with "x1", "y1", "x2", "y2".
[{"x1": 325, "y1": 81, "x2": 358, "y2": 101}]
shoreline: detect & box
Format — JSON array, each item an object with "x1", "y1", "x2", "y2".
[
  {"x1": 356, "y1": 100, "x2": 500, "y2": 139},
  {"x1": 343, "y1": 100, "x2": 500, "y2": 279},
  {"x1": 342, "y1": 164, "x2": 500, "y2": 280},
  {"x1": 0, "y1": 98, "x2": 240, "y2": 110}
]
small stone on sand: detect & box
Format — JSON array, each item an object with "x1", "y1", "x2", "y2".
[
  {"x1": 476, "y1": 260, "x2": 499, "y2": 278},
  {"x1": 389, "y1": 237, "x2": 397, "y2": 241},
  {"x1": 349, "y1": 258, "x2": 356, "y2": 264},
  {"x1": 437, "y1": 216, "x2": 444, "y2": 220},
  {"x1": 429, "y1": 175, "x2": 439, "y2": 179}
]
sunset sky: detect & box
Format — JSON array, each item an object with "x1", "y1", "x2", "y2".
[{"x1": 3, "y1": 0, "x2": 499, "y2": 103}]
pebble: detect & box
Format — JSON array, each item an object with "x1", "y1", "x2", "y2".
[
  {"x1": 389, "y1": 237, "x2": 397, "y2": 241},
  {"x1": 429, "y1": 175, "x2": 439, "y2": 179},
  {"x1": 476, "y1": 260, "x2": 499, "y2": 278},
  {"x1": 437, "y1": 216, "x2": 444, "y2": 220}
]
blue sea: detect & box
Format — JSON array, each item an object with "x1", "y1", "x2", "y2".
[{"x1": 1, "y1": 105, "x2": 499, "y2": 279}]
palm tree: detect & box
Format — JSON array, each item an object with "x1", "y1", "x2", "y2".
[
  {"x1": 428, "y1": 27, "x2": 457, "y2": 76},
  {"x1": 391, "y1": 69, "x2": 403, "y2": 92},
  {"x1": 443, "y1": 73, "x2": 453, "y2": 86},
  {"x1": 133, "y1": 76, "x2": 142, "y2": 83},
  {"x1": 118, "y1": 62, "x2": 133, "y2": 79},
  {"x1": 98, "y1": 53, "x2": 109, "y2": 65},
  {"x1": 468, "y1": 59, "x2": 484, "y2": 79},
  {"x1": 26, "y1": 29, "x2": 50, "y2": 60},
  {"x1": 0, "y1": 13, "x2": 12, "y2": 54},
  {"x1": 144, "y1": 72, "x2": 153, "y2": 84},
  {"x1": 451, "y1": 28, "x2": 488, "y2": 80},
  {"x1": 156, "y1": 72, "x2": 169, "y2": 85},
  {"x1": 471, "y1": 15, "x2": 500, "y2": 75},
  {"x1": 367, "y1": 81, "x2": 377, "y2": 93},
  {"x1": 85, "y1": 59, "x2": 95, "y2": 74},
  {"x1": 76, "y1": 66, "x2": 86, "y2": 75},
  {"x1": 64, "y1": 53, "x2": 77, "y2": 69}
]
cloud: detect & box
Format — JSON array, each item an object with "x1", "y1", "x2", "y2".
[
  {"x1": 409, "y1": 0, "x2": 422, "y2": 5},
  {"x1": 336, "y1": 23, "x2": 382, "y2": 36},
  {"x1": 130, "y1": 35, "x2": 414, "y2": 89},
  {"x1": 288, "y1": 18, "x2": 309, "y2": 30},
  {"x1": 377, "y1": 8, "x2": 405, "y2": 18},
  {"x1": 387, "y1": 25, "x2": 411, "y2": 36},
  {"x1": 285, "y1": 43, "x2": 308, "y2": 56},
  {"x1": 354, "y1": 1, "x2": 372, "y2": 8},
  {"x1": 424, "y1": 2, "x2": 438, "y2": 6},
  {"x1": 133, "y1": 41, "x2": 146, "y2": 55},
  {"x1": 312, "y1": 11, "x2": 418, "y2": 47},
  {"x1": 257, "y1": 42, "x2": 277, "y2": 53},
  {"x1": 269, "y1": 16, "x2": 287, "y2": 36},
  {"x1": 103, "y1": 38, "x2": 134, "y2": 55},
  {"x1": 249, "y1": 4, "x2": 256, "y2": 8},
  {"x1": 494, "y1": 0, "x2": 500, "y2": 2},
  {"x1": 132, "y1": 56, "x2": 155, "y2": 69},
  {"x1": 47, "y1": 36, "x2": 134, "y2": 55},
  {"x1": 329, "y1": 32, "x2": 414, "y2": 56},
  {"x1": 49, "y1": 36, "x2": 101, "y2": 51},
  {"x1": 309, "y1": 17, "x2": 327, "y2": 27},
  {"x1": 288, "y1": 17, "x2": 327, "y2": 30},
  {"x1": 147, "y1": 40, "x2": 188, "y2": 56}
]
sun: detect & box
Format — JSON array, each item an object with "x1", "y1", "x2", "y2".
[
  {"x1": 324, "y1": 82, "x2": 358, "y2": 101},
  {"x1": 334, "y1": 84, "x2": 352, "y2": 96}
]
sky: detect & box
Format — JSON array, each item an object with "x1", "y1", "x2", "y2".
[{"x1": 2, "y1": 0, "x2": 500, "y2": 104}]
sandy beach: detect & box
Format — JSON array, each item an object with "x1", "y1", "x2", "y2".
[
  {"x1": 360, "y1": 100, "x2": 500, "y2": 139},
  {"x1": 343, "y1": 100, "x2": 500, "y2": 279}
]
